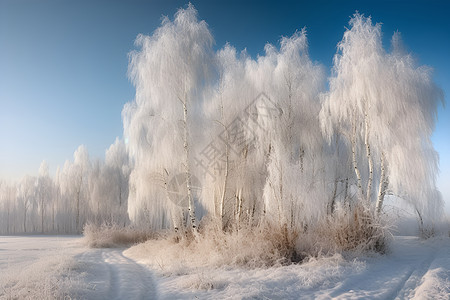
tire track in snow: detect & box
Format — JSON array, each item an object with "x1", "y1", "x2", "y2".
[
  {"x1": 75, "y1": 248, "x2": 158, "y2": 299},
  {"x1": 392, "y1": 246, "x2": 438, "y2": 300},
  {"x1": 326, "y1": 237, "x2": 447, "y2": 299}
]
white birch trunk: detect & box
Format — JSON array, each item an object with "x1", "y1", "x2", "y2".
[
  {"x1": 183, "y1": 99, "x2": 197, "y2": 232},
  {"x1": 344, "y1": 177, "x2": 349, "y2": 199},
  {"x1": 329, "y1": 179, "x2": 338, "y2": 214},
  {"x1": 40, "y1": 195, "x2": 44, "y2": 233},
  {"x1": 163, "y1": 169, "x2": 182, "y2": 233},
  {"x1": 375, "y1": 152, "x2": 387, "y2": 214},
  {"x1": 299, "y1": 147, "x2": 305, "y2": 173},
  {"x1": 219, "y1": 97, "x2": 229, "y2": 231},
  {"x1": 364, "y1": 111, "x2": 374, "y2": 202},
  {"x1": 352, "y1": 109, "x2": 363, "y2": 197},
  {"x1": 76, "y1": 185, "x2": 81, "y2": 233},
  {"x1": 235, "y1": 188, "x2": 243, "y2": 228},
  {"x1": 52, "y1": 190, "x2": 57, "y2": 232},
  {"x1": 330, "y1": 135, "x2": 340, "y2": 214}
]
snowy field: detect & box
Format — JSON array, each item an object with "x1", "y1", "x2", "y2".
[
  {"x1": 0, "y1": 236, "x2": 86, "y2": 299},
  {"x1": 1, "y1": 235, "x2": 449, "y2": 299}
]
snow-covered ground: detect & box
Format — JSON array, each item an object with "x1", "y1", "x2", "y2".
[
  {"x1": 1, "y1": 235, "x2": 449, "y2": 299},
  {"x1": 0, "y1": 236, "x2": 86, "y2": 299},
  {"x1": 74, "y1": 247, "x2": 157, "y2": 299},
  {"x1": 125, "y1": 236, "x2": 450, "y2": 299},
  {"x1": 0, "y1": 236, "x2": 156, "y2": 299}
]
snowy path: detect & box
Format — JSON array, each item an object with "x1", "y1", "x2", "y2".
[
  {"x1": 321, "y1": 236, "x2": 450, "y2": 299},
  {"x1": 74, "y1": 248, "x2": 158, "y2": 299}
]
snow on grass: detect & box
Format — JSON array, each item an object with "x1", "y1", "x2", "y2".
[
  {"x1": 122, "y1": 224, "x2": 302, "y2": 274},
  {"x1": 122, "y1": 206, "x2": 388, "y2": 278},
  {"x1": 125, "y1": 251, "x2": 367, "y2": 299},
  {"x1": 0, "y1": 235, "x2": 158, "y2": 300},
  {"x1": 124, "y1": 235, "x2": 450, "y2": 299},
  {"x1": 0, "y1": 236, "x2": 88, "y2": 299},
  {"x1": 1, "y1": 234, "x2": 449, "y2": 299}
]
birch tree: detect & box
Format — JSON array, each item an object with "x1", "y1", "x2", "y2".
[
  {"x1": 53, "y1": 167, "x2": 61, "y2": 232},
  {"x1": 37, "y1": 160, "x2": 52, "y2": 233},
  {"x1": 18, "y1": 175, "x2": 36, "y2": 233},
  {"x1": 60, "y1": 145, "x2": 91, "y2": 233},
  {"x1": 105, "y1": 138, "x2": 131, "y2": 225},
  {"x1": 124, "y1": 4, "x2": 214, "y2": 232},
  {"x1": 320, "y1": 14, "x2": 443, "y2": 221}
]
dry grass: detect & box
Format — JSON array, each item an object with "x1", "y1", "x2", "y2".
[
  {"x1": 83, "y1": 223, "x2": 154, "y2": 248},
  {"x1": 123, "y1": 219, "x2": 304, "y2": 274},
  {"x1": 315, "y1": 203, "x2": 390, "y2": 254},
  {"x1": 123, "y1": 208, "x2": 389, "y2": 273},
  {"x1": 195, "y1": 220, "x2": 304, "y2": 267},
  {"x1": 93, "y1": 204, "x2": 390, "y2": 271}
]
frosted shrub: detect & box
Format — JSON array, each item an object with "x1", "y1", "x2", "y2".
[
  {"x1": 83, "y1": 222, "x2": 154, "y2": 248},
  {"x1": 419, "y1": 226, "x2": 436, "y2": 239},
  {"x1": 315, "y1": 203, "x2": 390, "y2": 254}
]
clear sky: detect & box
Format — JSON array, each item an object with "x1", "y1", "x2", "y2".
[{"x1": 1, "y1": 0, "x2": 449, "y2": 211}]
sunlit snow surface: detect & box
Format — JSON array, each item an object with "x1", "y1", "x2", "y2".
[
  {"x1": 1, "y1": 236, "x2": 449, "y2": 299},
  {"x1": 0, "y1": 236, "x2": 157, "y2": 300},
  {"x1": 0, "y1": 236, "x2": 86, "y2": 299},
  {"x1": 125, "y1": 236, "x2": 450, "y2": 299}
]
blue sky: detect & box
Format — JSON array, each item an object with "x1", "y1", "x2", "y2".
[{"x1": 1, "y1": 0, "x2": 449, "y2": 210}]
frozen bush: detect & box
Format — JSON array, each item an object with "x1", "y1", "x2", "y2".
[{"x1": 83, "y1": 222, "x2": 154, "y2": 248}]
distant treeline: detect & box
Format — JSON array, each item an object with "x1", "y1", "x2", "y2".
[{"x1": 0, "y1": 140, "x2": 129, "y2": 234}]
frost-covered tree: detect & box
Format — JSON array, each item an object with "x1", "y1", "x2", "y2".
[
  {"x1": 0, "y1": 143, "x2": 127, "y2": 234},
  {"x1": 73, "y1": 146, "x2": 90, "y2": 231},
  {"x1": 18, "y1": 175, "x2": 36, "y2": 233},
  {"x1": 89, "y1": 159, "x2": 105, "y2": 223},
  {"x1": 52, "y1": 166, "x2": 61, "y2": 232},
  {"x1": 124, "y1": 4, "x2": 214, "y2": 231},
  {"x1": 92, "y1": 138, "x2": 132, "y2": 226},
  {"x1": 320, "y1": 14, "x2": 443, "y2": 224},
  {"x1": 105, "y1": 138, "x2": 130, "y2": 220},
  {"x1": 0, "y1": 181, "x2": 16, "y2": 234},
  {"x1": 202, "y1": 44, "x2": 256, "y2": 229},
  {"x1": 253, "y1": 31, "x2": 325, "y2": 229},
  {"x1": 37, "y1": 160, "x2": 52, "y2": 233},
  {"x1": 60, "y1": 145, "x2": 91, "y2": 233}
]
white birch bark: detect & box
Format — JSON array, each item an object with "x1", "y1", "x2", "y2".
[
  {"x1": 182, "y1": 98, "x2": 197, "y2": 232},
  {"x1": 235, "y1": 188, "x2": 243, "y2": 228},
  {"x1": 352, "y1": 109, "x2": 363, "y2": 197},
  {"x1": 364, "y1": 109, "x2": 374, "y2": 202},
  {"x1": 219, "y1": 95, "x2": 229, "y2": 230},
  {"x1": 375, "y1": 152, "x2": 388, "y2": 214}
]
